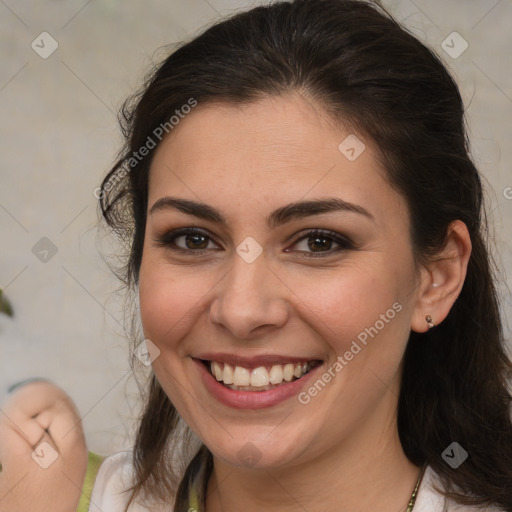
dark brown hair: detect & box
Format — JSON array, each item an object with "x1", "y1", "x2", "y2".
[{"x1": 98, "y1": 1, "x2": 512, "y2": 510}]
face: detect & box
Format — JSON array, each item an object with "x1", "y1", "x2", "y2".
[{"x1": 138, "y1": 93, "x2": 423, "y2": 470}]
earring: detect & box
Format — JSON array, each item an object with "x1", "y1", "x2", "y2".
[{"x1": 426, "y1": 315, "x2": 434, "y2": 329}]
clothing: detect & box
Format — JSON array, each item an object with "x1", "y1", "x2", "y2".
[
  {"x1": 83, "y1": 450, "x2": 505, "y2": 512},
  {"x1": 77, "y1": 451, "x2": 107, "y2": 512}
]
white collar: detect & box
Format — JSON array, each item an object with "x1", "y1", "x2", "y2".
[
  {"x1": 413, "y1": 465, "x2": 448, "y2": 512},
  {"x1": 414, "y1": 465, "x2": 503, "y2": 512}
]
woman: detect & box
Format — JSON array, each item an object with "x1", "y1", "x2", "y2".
[
  {"x1": 2, "y1": 0, "x2": 511, "y2": 510},
  {"x1": 95, "y1": 0, "x2": 512, "y2": 510}
]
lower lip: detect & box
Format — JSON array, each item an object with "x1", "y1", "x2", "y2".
[{"x1": 193, "y1": 358, "x2": 322, "y2": 409}]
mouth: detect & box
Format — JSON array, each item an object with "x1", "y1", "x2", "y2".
[{"x1": 198, "y1": 359, "x2": 323, "y2": 392}]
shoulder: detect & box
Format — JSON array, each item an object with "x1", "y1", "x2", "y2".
[
  {"x1": 414, "y1": 465, "x2": 506, "y2": 512},
  {"x1": 89, "y1": 451, "x2": 171, "y2": 512}
]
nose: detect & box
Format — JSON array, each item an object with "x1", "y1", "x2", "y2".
[{"x1": 209, "y1": 252, "x2": 289, "y2": 340}]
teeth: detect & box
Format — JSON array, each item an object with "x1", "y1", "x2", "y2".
[
  {"x1": 208, "y1": 360, "x2": 313, "y2": 389},
  {"x1": 223, "y1": 363, "x2": 234, "y2": 384},
  {"x1": 250, "y1": 367, "x2": 270, "y2": 387},
  {"x1": 233, "y1": 366, "x2": 250, "y2": 386},
  {"x1": 283, "y1": 363, "x2": 295, "y2": 382},
  {"x1": 269, "y1": 365, "x2": 283, "y2": 384},
  {"x1": 212, "y1": 361, "x2": 223, "y2": 381}
]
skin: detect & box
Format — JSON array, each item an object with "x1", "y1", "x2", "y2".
[
  {"x1": 0, "y1": 381, "x2": 88, "y2": 512},
  {"x1": 139, "y1": 92, "x2": 471, "y2": 511}
]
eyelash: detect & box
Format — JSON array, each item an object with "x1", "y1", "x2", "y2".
[{"x1": 153, "y1": 227, "x2": 355, "y2": 258}]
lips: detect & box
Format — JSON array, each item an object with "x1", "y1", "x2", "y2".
[
  {"x1": 193, "y1": 356, "x2": 324, "y2": 409},
  {"x1": 194, "y1": 353, "x2": 323, "y2": 392}
]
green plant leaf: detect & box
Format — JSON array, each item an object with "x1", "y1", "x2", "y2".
[{"x1": 0, "y1": 288, "x2": 13, "y2": 317}]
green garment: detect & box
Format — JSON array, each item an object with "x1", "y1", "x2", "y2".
[
  {"x1": 76, "y1": 451, "x2": 106, "y2": 512},
  {"x1": 75, "y1": 451, "x2": 201, "y2": 511}
]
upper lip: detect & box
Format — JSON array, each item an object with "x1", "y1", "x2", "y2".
[{"x1": 194, "y1": 352, "x2": 323, "y2": 369}]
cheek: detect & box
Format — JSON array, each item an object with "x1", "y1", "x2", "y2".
[
  {"x1": 298, "y1": 270, "x2": 410, "y2": 414},
  {"x1": 138, "y1": 255, "x2": 214, "y2": 349},
  {"x1": 293, "y1": 264, "x2": 405, "y2": 354},
  {"x1": 139, "y1": 275, "x2": 184, "y2": 346}
]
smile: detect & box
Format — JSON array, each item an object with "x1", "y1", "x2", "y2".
[
  {"x1": 193, "y1": 353, "x2": 324, "y2": 409},
  {"x1": 201, "y1": 359, "x2": 321, "y2": 392}
]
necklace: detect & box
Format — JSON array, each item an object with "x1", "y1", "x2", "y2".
[
  {"x1": 406, "y1": 464, "x2": 427, "y2": 511},
  {"x1": 193, "y1": 462, "x2": 428, "y2": 511}
]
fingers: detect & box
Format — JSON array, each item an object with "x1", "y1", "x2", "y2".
[
  {"x1": 0, "y1": 381, "x2": 86, "y2": 457},
  {"x1": 0, "y1": 407, "x2": 47, "y2": 452},
  {"x1": 0, "y1": 381, "x2": 88, "y2": 512},
  {"x1": 6, "y1": 378, "x2": 52, "y2": 395},
  {"x1": 0, "y1": 382, "x2": 62, "y2": 451},
  {"x1": 0, "y1": 426, "x2": 84, "y2": 512},
  {"x1": 42, "y1": 398, "x2": 87, "y2": 455},
  {"x1": 3, "y1": 382, "x2": 68, "y2": 420}
]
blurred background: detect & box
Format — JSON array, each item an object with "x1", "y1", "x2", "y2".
[{"x1": 1, "y1": 0, "x2": 511, "y2": 455}]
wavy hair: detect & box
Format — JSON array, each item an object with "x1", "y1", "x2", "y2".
[{"x1": 97, "y1": 1, "x2": 512, "y2": 510}]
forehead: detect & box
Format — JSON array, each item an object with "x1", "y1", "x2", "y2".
[
  {"x1": 152, "y1": 93, "x2": 352, "y2": 172},
  {"x1": 147, "y1": 93, "x2": 407, "y2": 227}
]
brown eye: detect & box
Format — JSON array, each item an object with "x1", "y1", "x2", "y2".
[
  {"x1": 287, "y1": 229, "x2": 355, "y2": 258},
  {"x1": 180, "y1": 233, "x2": 209, "y2": 250},
  {"x1": 154, "y1": 228, "x2": 220, "y2": 253},
  {"x1": 307, "y1": 235, "x2": 334, "y2": 252}
]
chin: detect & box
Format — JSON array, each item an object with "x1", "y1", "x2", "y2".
[{"x1": 204, "y1": 426, "x2": 313, "y2": 470}]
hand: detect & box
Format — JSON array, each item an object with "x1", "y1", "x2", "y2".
[{"x1": 0, "y1": 380, "x2": 88, "y2": 512}]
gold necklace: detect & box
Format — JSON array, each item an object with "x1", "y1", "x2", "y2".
[
  {"x1": 194, "y1": 462, "x2": 428, "y2": 511},
  {"x1": 406, "y1": 464, "x2": 427, "y2": 511}
]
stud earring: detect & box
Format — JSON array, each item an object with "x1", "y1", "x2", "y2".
[{"x1": 426, "y1": 315, "x2": 434, "y2": 329}]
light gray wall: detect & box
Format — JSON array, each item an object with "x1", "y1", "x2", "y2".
[{"x1": 1, "y1": 0, "x2": 511, "y2": 455}]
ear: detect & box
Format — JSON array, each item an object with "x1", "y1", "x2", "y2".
[{"x1": 411, "y1": 220, "x2": 472, "y2": 333}]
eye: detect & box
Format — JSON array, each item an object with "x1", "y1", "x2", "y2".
[
  {"x1": 154, "y1": 227, "x2": 355, "y2": 258},
  {"x1": 286, "y1": 229, "x2": 355, "y2": 258},
  {"x1": 153, "y1": 228, "x2": 219, "y2": 254}
]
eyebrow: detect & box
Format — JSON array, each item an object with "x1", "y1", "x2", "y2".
[{"x1": 149, "y1": 196, "x2": 375, "y2": 228}]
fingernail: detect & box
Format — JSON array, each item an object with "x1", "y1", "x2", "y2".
[{"x1": 7, "y1": 378, "x2": 51, "y2": 394}]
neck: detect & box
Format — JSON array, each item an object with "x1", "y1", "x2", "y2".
[{"x1": 204, "y1": 398, "x2": 421, "y2": 512}]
